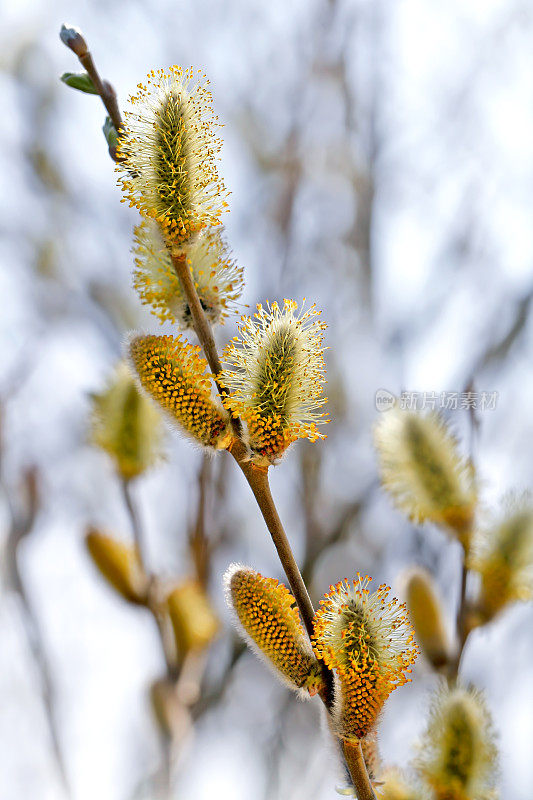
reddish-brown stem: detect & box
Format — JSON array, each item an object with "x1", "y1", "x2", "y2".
[{"x1": 78, "y1": 51, "x2": 123, "y2": 136}]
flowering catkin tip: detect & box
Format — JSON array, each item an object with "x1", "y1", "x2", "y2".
[
  {"x1": 116, "y1": 66, "x2": 228, "y2": 247},
  {"x1": 90, "y1": 361, "x2": 164, "y2": 480},
  {"x1": 220, "y1": 299, "x2": 329, "y2": 466},
  {"x1": 470, "y1": 499, "x2": 533, "y2": 621},
  {"x1": 224, "y1": 564, "x2": 324, "y2": 697},
  {"x1": 312, "y1": 574, "x2": 418, "y2": 740},
  {"x1": 415, "y1": 683, "x2": 498, "y2": 800},
  {"x1": 374, "y1": 409, "x2": 477, "y2": 547},
  {"x1": 132, "y1": 219, "x2": 243, "y2": 328}
]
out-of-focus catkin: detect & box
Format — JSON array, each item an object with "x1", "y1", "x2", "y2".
[
  {"x1": 86, "y1": 527, "x2": 148, "y2": 604},
  {"x1": 90, "y1": 362, "x2": 163, "y2": 480},
  {"x1": 376, "y1": 769, "x2": 428, "y2": 800},
  {"x1": 312, "y1": 575, "x2": 419, "y2": 740},
  {"x1": 374, "y1": 409, "x2": 477, "y2": 548},
  {"x1": 415, "y1": 684, "x2": 498, "y2": 800},
  {"x1": 405, "y1": 568, "x2": 449, "y2": 669},
  {"x1": 224, "y1": 565, "x2": 324, "y2": 697},
  {"x1": 166, "y1": 579, "x2": 219, "y2": 657},
  {"x1": 129, "y1": 334, "x2": 231, "y2": 450},
  {"x1": 470, "y1": 502, "x2": 533, "y2": 621}
]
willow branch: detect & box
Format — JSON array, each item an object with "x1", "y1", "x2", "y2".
[
  {"x1": 60, "y1": 34, "x2": 375, "y2": 796},
  {"x1": 80, "y1": 54, "x2": 122, "y2": 134},
  {"x1": 169, "y1": 245, "x2": 372, "y2": 799},
  {"x1": 343, "y1": 742, "x2": 377, "y2": 800}
]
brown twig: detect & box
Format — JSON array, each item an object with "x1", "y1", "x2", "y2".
[
  {"x1": 343, "y1": 741, "x2": 378, "y2": 800},
  {"x1": 60, "y1": 25, "x2": 122, "y2": 161},
  {"x1": 168, "y1": 253, "x2": 370, "y2": 796},
  {"x1": 170, "y1": 253, "x2": 241, "y2": 437}
]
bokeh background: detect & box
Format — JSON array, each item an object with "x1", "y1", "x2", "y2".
[{"x1": 1, "y1": 0, "x2": 533, "y2": 798}]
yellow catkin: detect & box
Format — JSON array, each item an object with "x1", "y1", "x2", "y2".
[
  {"x1": 116, "y1": 65, "x2": 228, "y2": 249},
  {"x1": 220, "y1": 299, "x2": 329, "y2": 466},
  {"x1": 166, "y1": 579, "x2": 219, "y2": 656},
  {"x1": 90, "y1": 362, "x2": 163, "y2": 480},
  {"x1": 374, "y1": 409, "x2": 477, "y2": 548},
  {"x1": 132, "y1": 219, "x2": 243, "y2": 328},
  {"x1": 415, "y1": 684, "x2": 498, "y2": 800},
  {"x1": 86, "y1": 528, "x2": 148, "y2": 604},
  {"x1": 405, "y1": 568, "x2": 449, "y2": 669},
  {"x1": 129, "y1": 334, "x2": 231, "y2": 450},
  {"x1": 470, "y1": 503, "x2": 533, "y2": 621},
  {"x1": 224, "y1": 565, "x2": 324, "y2": 696},
  {"x1": 376, "y1": 768, "x2": 428, "y2": 800},
  {"x1": 312, "y1": 575, "x2": 418, "y2": 741}
]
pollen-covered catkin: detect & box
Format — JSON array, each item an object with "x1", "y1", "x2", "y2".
[
  {"x1": 405, "y1": 568, "x2": 449, "y2": 669},
  {"x1": 129, "y1": 334, "x2": 231, "y2": 450},
  {"x1": 133, "y1": 219, "x2": 243, "y2": 328},
  {"x1": 221, "y1": 299, "x2": 328, "y2": 466},
  {"x1": 224, "y1": 565, "x2": 324, "y2": 696},
  {"x1": 374, "y1": 409, "x2": 477, "y2": 547},
  {"x1": 117, "y1": 66, "x2": 228, "y2": 249},
  {"x1": 470, "y1": 502, "x2": 533, "y2": 621},
  {"x1": 90, "y1": 362, "x2": 163, "y2": 480},
  {"x1": 415, "y1": 684, "x2": 498, "y2": 800},
  {"x1": 312, "y1": 575, "x2": 418, "y2": 741}
]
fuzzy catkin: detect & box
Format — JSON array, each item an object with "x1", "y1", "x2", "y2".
[
  {"x1": 129, "y1": 334, "x2": 231, "y2": 450},
  {"x1": 90, "y1": 362, "x2": 163, "y2": 480},
  {"x1": 225, "y1": 565, "x2": 323, "y2": 696},
  {"x1": 374, "y1": 409, "x2": 477, "y2": 547},
  {"x1": 312, "y1": 575, "x2": 418, "y2": 740},
  {"x1": 117, "y1": 66, "x2": 228, "y2": 248},
  {"x1": 133, "y1": 219, "x2": 243, "y2": 328},
  {"x1": 221, "y1": 300, "x2": 328, "y2": 465},
  {"x1": 471, "y1": 504, "x2": 533, "y2": 620},
  {"x1": 406, "y1": 568, "x2": 449, "y2": 669},
  {"x1": 415, "y1": 684, "x2": 498, "y2": 800}
]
